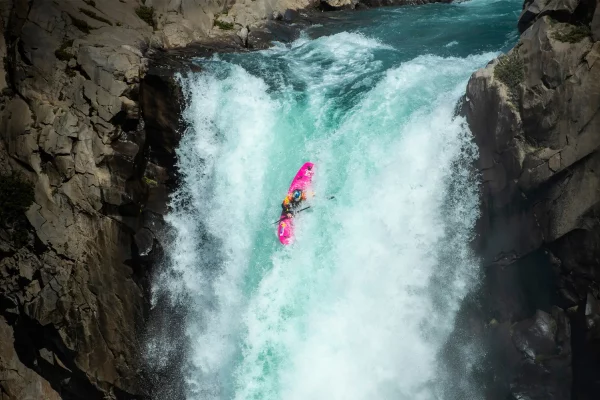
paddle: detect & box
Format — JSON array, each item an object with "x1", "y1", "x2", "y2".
[{"x1": 272, "y1": 196, "x2": 336, "y2": 224}]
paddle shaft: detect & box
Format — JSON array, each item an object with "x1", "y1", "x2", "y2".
[
  {"x1": 272, "y1": 196, "x2": 335, "y2": 224},
  {"x1": 272, "y1": 206, "x2": 311, "y2": 225}
]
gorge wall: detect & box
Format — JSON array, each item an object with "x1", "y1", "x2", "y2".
[
  {"x1": 448, "y1": 0, "x2": 600, "y2": 399},
  {"x1": 0, "y1": 1, "x2": 182, "y2": 398}
]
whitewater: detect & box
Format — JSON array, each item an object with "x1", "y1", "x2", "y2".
[{"x1": 150, "y1": 0, "x2": 522, "y2": 399}]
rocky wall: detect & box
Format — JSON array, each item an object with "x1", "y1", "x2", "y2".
[{"x1": 446, "y1": 0, "x2": 600, "y2": 399}]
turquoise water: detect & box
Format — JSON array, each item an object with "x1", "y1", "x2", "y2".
[{"x1": 153, "y1": 1, "x2": 521, "y2": 399}]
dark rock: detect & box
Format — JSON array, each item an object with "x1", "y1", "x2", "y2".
[
  {"x1": 140, "y1": 61, "x2": 185, "y2": 169},
  {"x1": 458, "y1": 0, "x2": 600, "y2": 398},
  {"x1": 0, "y1": 317, "x2": 61, "y2": 399},
  {"x1": 134, "y1": 228, "x2": 155, "y2": 258},
  {"x1": 283, "y1": 9, "x2": 300, "y2": 21},
  {"x1": 593, "y1": 4, "x2": 600, "y2": 40},
  {"x1": 247, "y1": 21, "x2": 306, "y2": 49},
  {"x1": 359, "y1": 0, "x2": 452, "y2": 7},
  {"x1": 518, "y1": 0, "x2": 580, "y2": 33}
]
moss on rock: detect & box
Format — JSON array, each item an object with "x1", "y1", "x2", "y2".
[
  {"x1": 135, "y1": 5, "x2": 155, "y2": 28},
  {"x1": 54, "y1": 39, "x2": 74, "y2": 61},
  {"x1": 553, "y1": 24, "x2": 591, "y2": 43},
  {"x1": 494, "y1": 52, "x2": 524, "y2": 105},
  {"x1": 214, "y1": 19, "x2": 234, "y2": 30}
]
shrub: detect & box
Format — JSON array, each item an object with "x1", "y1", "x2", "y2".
[
  {"x1": 494, "y1": 53, "x2": 524, "y2": 105},
  {"x1": 79, "y1": 8, "x2": 112, "y2": 26},
  {"x1": 135, "y1": 6, "x2": 155, "y2": 28},
  {"x1": 142, "y1": 176, "x2": 158, "y2": 187},
  {"x1": 553, "y1": 24, "x2": 591, "y2": 43},
  {"x1": 54, "y1": 39, "x2": 74, "y2": 61},
  {"x1": 214, "y1": 19, "x2": 234, "y2": 30}
]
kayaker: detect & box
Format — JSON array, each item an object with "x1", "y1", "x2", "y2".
[{"x1": 281, "y1": 189, "x2": 306, "y2": 218}]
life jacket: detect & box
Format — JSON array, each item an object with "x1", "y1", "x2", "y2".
[{"x1": 282, "y1": 190, "x2": 304, "y2": 211}]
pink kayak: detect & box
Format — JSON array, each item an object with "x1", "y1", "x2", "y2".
[{"x1": 277, "y1": 162, "x2": 315, "y2": 245}]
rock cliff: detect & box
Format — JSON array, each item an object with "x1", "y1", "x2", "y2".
[
  {"x1": 446, "y1": 0, "x2": 600, "y2": 398},
  {"x1": 0, "y1": 1, "x2": 178, "y2": 398}
]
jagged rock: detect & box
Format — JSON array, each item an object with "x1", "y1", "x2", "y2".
[
  {"x1": 0, "y1": 317, "x2": 61, "y2": 400},
  {"x1": 593, "y1": 4, "x2": 600, "y2": 40},
  {"x1": 321, "y1": 0, "x2": 359, "y2": 9},
  {"x1": 518, "y1": 0, "x2": 580, "y2": 33},
  {"x1": 238, "y1": 26, "x2": 249, "y2": 46},
  {"x1": 134, "y1": 228, "x2": 155, "y2": 258},
  {"x1": 509, "y1": 308, "x2": 572, "y2": 400},
  {"x1": 140, "y1": 62, "x2": 185, "y2": 168},
  {"x1": 159, "y1": 16, "x2": 201, "y2": 49},
  {"x1": 458, "y1": 1, "x2": 600, "y2": 398},
  {"x1": 1, "y1": 98, "x2": 37, "y2": 169},
  {"x1": 0, "y1": 24, "x2": 7, "y2": 92},
  {"x1": 54, "y1": 155, "x2": 76, "y2": 179},
  {"x1": 283, "y1": 8, "x2": 301, "y2": 21}
]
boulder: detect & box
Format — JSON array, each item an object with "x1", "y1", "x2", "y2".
[
  {"x1": 518, "y1": 0, "x2": 580, "y2": 33},
  {"x1": 0, "y1": 317, "x2": 61, "y2": 400}
]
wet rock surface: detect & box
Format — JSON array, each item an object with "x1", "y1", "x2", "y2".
[
  {"x1": 444, "y1": 0, "x2": 600, "y2": 399},
  {"x1": 0, "y1": 0, "x2": 179, "y2": 398}
]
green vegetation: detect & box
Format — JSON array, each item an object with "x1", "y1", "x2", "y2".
[
  {"x1": 142, "y1": 176, "x2": 158, "y2": 187},
  {"x1": 553, "y1": 24, "x2": 591, "y2": 43},
  {"x1": 54, "y1": 40, "x2": 74, "y2": 61},
  {"x1": 68, "y1": 13, "x2": 91, "y2": 34},
  {"x1": 494, "y1": 52, "x2": 524, "y2": 104},
  {"x1": 214, "y1": 19, "x2": 234, "y2": 30},
  {"x1": 135, "y1": 5, "x2": 155, "y2": 28},
  {"x1": 79, "y1": 8, "x2": 113, "y2": 26},
  {"x1": 65, "y1": 67, "x2": 76, "y2": 78},
  {"x1": 0, "y1": 173, "x2": 34, "y2": 247}
]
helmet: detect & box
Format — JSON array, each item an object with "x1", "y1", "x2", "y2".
[{"x1": 293, "y1": 189, "x2": 302, "y2": 202}]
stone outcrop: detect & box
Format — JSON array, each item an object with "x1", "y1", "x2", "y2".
[
  {"x1": 0, "y1": 0, "x2": 185, "y2": 398},
  {"x1": 151, "y1": 0, "x2": 319, "y2": 48},
  {"x1": 446, "y1": 0, "x2": 600, "y2": 398}
]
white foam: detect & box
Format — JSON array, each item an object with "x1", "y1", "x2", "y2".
[{"x1": 156, "y1": 33, "x2": 489, "y2": 400}]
